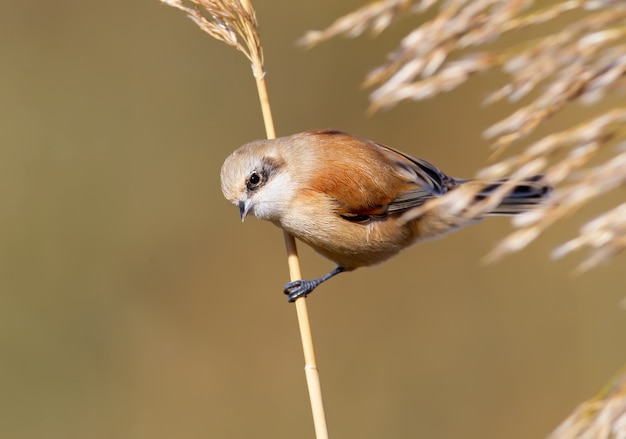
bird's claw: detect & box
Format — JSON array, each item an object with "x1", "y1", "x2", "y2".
[
  {"x1": 283, "y1": 267, "x2": 344, "y2": 302},
  {"x1": 284, "y1": 280, "x2": 317, "y2": 302}
]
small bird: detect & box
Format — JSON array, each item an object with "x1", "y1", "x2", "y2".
[{"x1": 220, "y1": 129, "x2": 551, "y2": 302}]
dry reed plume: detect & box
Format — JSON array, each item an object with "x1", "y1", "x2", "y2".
[
  {"x1": 549, "y1": 367, "x2": 626, "y2": 439},
  {"x1": 161, "y1": 0, "x2": 262, "y2": 66},
  {"x1": 302, "y1": 1, "x2": 626, "y2": 437}
]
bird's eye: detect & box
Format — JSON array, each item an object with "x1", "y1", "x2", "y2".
[{"x1": 246, "y1": 172, "x2": 262, "y2": 190}]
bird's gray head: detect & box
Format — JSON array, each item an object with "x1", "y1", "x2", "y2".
[{"x1": 220, "y1": 139, "x2": 290, "y2": 222}]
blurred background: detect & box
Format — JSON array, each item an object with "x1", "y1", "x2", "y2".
[{"x1": 1, "y1": 1, "x2": 625, "y2": 438}]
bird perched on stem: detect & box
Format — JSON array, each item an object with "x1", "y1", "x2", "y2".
[{"x1": 221, "y1": 129, "x2": 551, "y2": 302}]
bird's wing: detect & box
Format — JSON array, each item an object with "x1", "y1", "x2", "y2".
[
  {"x1": 372, "y1": 142, "x2": 457, "y2": 214},
  {"x1": 304, "y1": 130, "x2": 456, "y2": 220},
  {"x1": 383, "y1": 187, "x2": 437, "y2": 213},
  {"x1": 373, "y1": 142, "x2": 451, "y2": 195}
]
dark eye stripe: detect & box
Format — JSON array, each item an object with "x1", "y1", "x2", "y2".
[{"x1": 245, "y1": 157, "x2": 285, "y2": 193}]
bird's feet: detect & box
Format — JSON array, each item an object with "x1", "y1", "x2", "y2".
[
  {"x1": 284, "y1": 279, "x2": 322, "y2": 302},
  {"x1": 283, "y1": 267, "x2": 346, "y2": 302}
]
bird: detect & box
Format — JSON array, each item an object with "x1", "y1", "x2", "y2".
[{"x1": 220, "y1": 129, "x2": 551, "y2": 302}]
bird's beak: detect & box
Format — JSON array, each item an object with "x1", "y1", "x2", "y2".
[{"x1": 239, "y1": 200, "x2": 252, "y2": 222}]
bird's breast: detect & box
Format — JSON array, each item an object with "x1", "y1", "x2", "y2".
[{"x1": 277, "y1": 191, "x2": 417, "y2": 269}]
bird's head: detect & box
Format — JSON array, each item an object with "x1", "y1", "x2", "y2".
[{"x1": 220, "y1": 139, "x2": 291, "y2": 222}]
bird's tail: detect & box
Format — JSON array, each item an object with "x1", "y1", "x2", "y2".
[{"x1": 474, "y1": 175, "x2": 552, "y2": 215}]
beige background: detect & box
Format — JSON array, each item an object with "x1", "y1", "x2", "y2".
[{"x1": 1, "y1": 1, "x2": 625, "y2": 438}]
